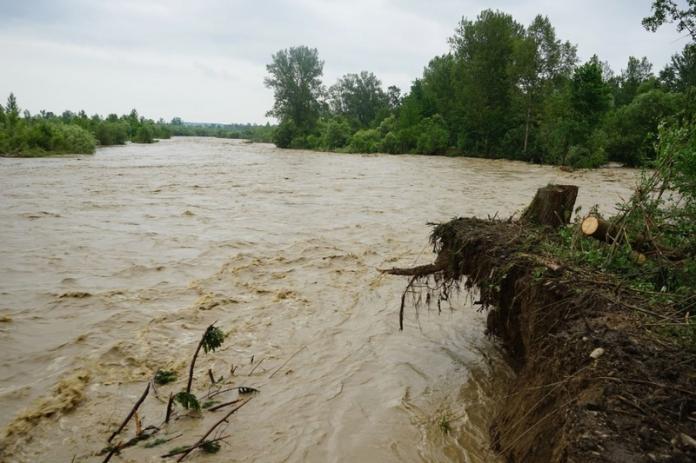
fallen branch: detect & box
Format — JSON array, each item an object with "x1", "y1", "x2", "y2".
[
  {"x1": 108, "y1": 382, "x2": 150, "y2": 443},
  {"x1": 174, "y1": 398, "x2": 253, "y2": 461},
  {"x1": 165, "y1": 392, "x2": 175, "y2": 423},
  {"x1": 208, "y1": 398, "x2": 242, "y2": 412},
  {"x1": 269, "y1": 346, "x2": 306, "y2": 378}
]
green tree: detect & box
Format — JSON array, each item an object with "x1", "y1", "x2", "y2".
[
  {"x1": 6, "y1": 93, "x2": 20, "y2": 129},
  {"x1": 643, "y1": 0, "x2": 696, "y2": 40},
  {"x1": 540, "y1": 56, "x2": 612, "y2": 166},
  {"x1": 615, "y1": 56, "x2": 654, "y2": 106},
  {"x1": 513, "y1": 15, "x2": 577, "y2": 155},
  {"x1": 449, "y1": 10, "x2": 525, "y2": 154},
  {"x1": 603, "y1": 89, "x2": 682, "y2": 165},
  {"x1": 328, "y1": 71, "x2": 389, "y2": 128},
  {"x1": 265, "y1": 46, "x2": 324, "y2": 134},
  {"x1": 660, "y1": 44, "x2": 696, "y2": 91}
]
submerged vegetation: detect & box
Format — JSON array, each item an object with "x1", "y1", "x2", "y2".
[{"x1": 265, "y1": 4, "x2": 695, "y2": 168}]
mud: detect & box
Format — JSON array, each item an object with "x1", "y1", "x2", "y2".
[{"x1": 0, "y1": 137, "x2": 638, "y2": 462}]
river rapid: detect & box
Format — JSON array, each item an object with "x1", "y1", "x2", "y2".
[{"x1": 0, "y1": 138, "x2": 638, "y2": 462}]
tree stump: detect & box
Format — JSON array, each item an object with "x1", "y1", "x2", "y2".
[{"x1": 520, "y1": 184, "x2": 579, "y2": 228}]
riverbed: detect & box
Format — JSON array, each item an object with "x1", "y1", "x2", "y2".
[{"x1": 0, "y1": 138, "x2": 638, "y2": 462}]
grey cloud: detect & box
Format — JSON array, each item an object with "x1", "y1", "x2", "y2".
[{"x1": 0, "y1": 0, "x2": 688, "y2": 123}]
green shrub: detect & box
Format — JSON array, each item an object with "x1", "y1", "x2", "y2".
[
  {"x1": 273, "y1": 119, "x2": 297, "y2": 148},
  {"x1": 322, "y1": 118, "x2": 352, "y2": 150},
  {"x1": 51, "y1": 124, "x2": 96, "y2": 153},
  {"x1": 416, "y1": 115, "x2": 449, "y2": 154},
  {"x1": 133, "y1": 124, "x2": 155, "y2": 143},
  {"x1": 95, "y1": 121, "x2": 128, "y2": 145},
  {"x1": 381, "y1": 131, "x2": 400, "y2": 154},
  {"x1": 603, "y1": 90, "x2": 682, "y2": 166},
  {"x1": 348, "y1": 129, "x2": 382, "y2": 153}
]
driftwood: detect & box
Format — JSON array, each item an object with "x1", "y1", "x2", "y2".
[{"x1": 520, "y1": 184, "x2": 578, "y2": 228}]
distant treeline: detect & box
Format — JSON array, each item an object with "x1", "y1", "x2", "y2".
[
  {"x1": 0, "y1": 94, "x2": 274, "y2": 157},
  {"x1": 167, "y1": 118, "x2": 274, "y2": 142},
  {"x1": 265, "y1": 7, "x2": 696, "y2": 167}
]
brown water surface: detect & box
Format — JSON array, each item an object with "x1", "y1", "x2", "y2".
[{"x1": 0, "y1": 138, "x2": 637, "y2": 462}]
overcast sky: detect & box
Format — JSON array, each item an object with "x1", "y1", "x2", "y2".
[{"x1": 0, "y1": 0, "x2": 689, "y2": 124}]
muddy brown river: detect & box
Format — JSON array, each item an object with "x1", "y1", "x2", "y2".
[{"x1": 0, "y1": 137, "x2": 637, "y2": 462}]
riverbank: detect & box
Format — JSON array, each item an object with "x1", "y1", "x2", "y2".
[{"x1": 384, "y1": 189, "x2": 696, "y2": 461}]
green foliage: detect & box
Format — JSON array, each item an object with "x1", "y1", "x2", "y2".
[
  {"x1": 603, "y1": 90, "x2": 682, "y2": 166},
  {"x1": 174, "y1": 391, "x2": 201, "y2": 411},
  {"x1": 201, "y1": 326, "x2": 225, "y2": 354},
  {"x1": 660, "y1": 44, "x2": 696, "y2": 92},
  {"x1": 272, "y1": 118, "x2": 298, "y2": 149},
  {"x1": 549, "y1": 122, "x2": 696, "y2": 313},
  {"x1": 132, "y1": 124, "x2": 155, "y2": 143},
  {"x1": 200, "y1": 441, "x2": 221, "y2": 454},
  {"x1": 347, "y1": 128, "x2": 382, "y2": 153},
  {"x1": 642, "y1": 0, "x2": 696, "y2": 41},
  {"x1": 154, "y1": 369, "x2": 177, "y2": 385},
  {"x1": 321, "y1": 118, "x2": 352, "y2": 150},
  {"x1": 0, "y1": 93, "x2": 210, "y2": 157},
  {"x1": 95, "y1": 121, "x2": 129, "y2": 146},
  {"x1": 329, "y1": 71, "x2": 390, "y2": 128},
  {"x1": 263, "y1": 8, "x2": 687, "y2": 168},
  {"x1": 416, "y1": 115, "x2": 450, "y2": 155},
  {"x1": 265, "y1": 46, "x2": 324, "y2": 138}
]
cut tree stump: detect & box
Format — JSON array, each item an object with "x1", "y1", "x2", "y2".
[{"x1": 520, "y1": 184, "x2": 579, "y2": 228}]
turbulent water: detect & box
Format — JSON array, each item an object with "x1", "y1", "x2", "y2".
[{"x1": 0, "y1": 138, "x2": 638, "y2": 462}]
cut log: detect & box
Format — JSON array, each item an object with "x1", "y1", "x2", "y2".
[
  {"x1": 581, "y1": 215, "x2": 620, "y2": 243},
  {"x1": 520, "y1": 184, "x2": 579, "y2": 228}
]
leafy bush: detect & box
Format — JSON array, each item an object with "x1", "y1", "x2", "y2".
[
  {"x1": 603, "y1": 90, "x2": 682, "y2": 166},
  {"x1": 322, "y1": 118, "x2": 352, "y2": 150},
  {"x1": 95, "y1": 121, "x2": 128, "y2": 145},
  {"x1": 273, "y1": 118, "x2": 297, "y2": 148},
  {"x1": 132, "y1": 124, "x2": 155, "y2": 143},
  {"x1": 347, "y1": 129, "x2": 382, "y2": 153},
  {"x1": 50, "y1": 123, "x2": 97, "y2": 153},
  {"x1": 416, "y1": 115, "x2": 449, "y2": 154},
  {"x1": 381, "y1": 131, "x2": 401, "y2": 154}
]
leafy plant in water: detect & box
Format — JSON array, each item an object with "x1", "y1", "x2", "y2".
[
  {"x1": 185, "y1": 323, "x2": 226, "y2": 394},
  {"x1": 202, "y1": 326, "x2": 225, "y2": 354},
  {"x1": 174, "y1": 391, "x2": 200, "y2": 411},
  {"x1": 200, "y1": 440, "x2": 221, "y2": 454},
  {"x1": 154, "y1": 369, "x2": 177, "y2": 385}
]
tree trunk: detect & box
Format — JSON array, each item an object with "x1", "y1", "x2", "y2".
[
  {"x1": 523, "y1": 104, "x2": 531, "y2": 153},
  {"x1": 520, "y1": 184, "x2": 579, "y2": 228}
]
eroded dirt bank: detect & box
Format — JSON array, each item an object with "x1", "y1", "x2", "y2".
[{"x1": 398, "y1": 217, "x2": 696, "y2": 462}]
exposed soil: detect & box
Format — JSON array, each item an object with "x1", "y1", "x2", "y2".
[{"x1": 398, "y1": 217, "x2": 696, "y2": 462}]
